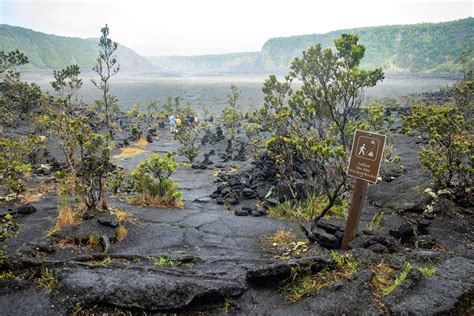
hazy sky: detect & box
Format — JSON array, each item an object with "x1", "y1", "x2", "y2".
[{"x1": 0, "y1": 0, "x2": 472, "y2": 56}]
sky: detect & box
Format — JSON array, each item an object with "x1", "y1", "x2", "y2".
[{"x1": 0, "y1": 0, "x2": 472, "y2": 56}]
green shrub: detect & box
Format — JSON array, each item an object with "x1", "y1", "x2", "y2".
[
  {"x1": 1, "y1": 214, "x2": 19, "y2": 265},
  {"x1": 403, "y1": 104, "x2": 473, "y2": 193},
  {"x1": 107, "y1": 168, "x2": 125, "y2": 194},
  {"x1": 130, "y1": 153, "x2": 183, "y2": 208},
  {"x1": 0, "y1": 138, "x2": 33, "y2": 196},
  {"x1": 221, "y1": 84, "x2": 243, "y2": 141},
  {"x1": 175, "y1": 124, "x2": 201, "y2": 163},
  {"x1": 243, "y1": 122, "x2": 263, "y2": 159}
]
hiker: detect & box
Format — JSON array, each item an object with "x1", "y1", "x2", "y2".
[
  {"x1": 169, "y1": 114, "x2": 176, "y2": 133},
  {"x1": 187, "y1": 114, "x2": 195, "y2": 125},
  {"x1": 194, "y1": 114, "x2": 199, "y2": 126},
  {"x1": 176, "y1": 116, "x2": 182, "y2": 130}
]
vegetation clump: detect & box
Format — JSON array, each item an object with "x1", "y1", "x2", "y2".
[
  {"x1": 0, "y1": 214, "x2": 19, "y2": 265},
  {"x1": 259, "y1": 34, "x2": 386, "y2": 239},
  {"x1": 221, "y1": 84, "x2": 243, "y2": 143},
  {"x1": 371, "y1": 261, "x2": 414, "y2": 298},
  {"x1": 175, "y1": 124, "x2": 201, "y2": 163},
  {"x1": 403, "y1": 104, "x2": 473, "y2": 196},
  {"x1": 130, "y1": 153, "x2": 183, "y2": 208},
  {"x1": 281, "y1": 251, "x2": 359, "y2": 302},
  {"x1": 268, "y1": 194, "x2": 348, "y2": 222}
]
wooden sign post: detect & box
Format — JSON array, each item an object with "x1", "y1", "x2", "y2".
[{"x1": 341, "y1": 130, "x2": 386, "y2": 250}]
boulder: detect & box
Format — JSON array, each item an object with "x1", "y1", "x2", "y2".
[{"x1": 97, "y1": 213, "x2": 119, "y2": 228}]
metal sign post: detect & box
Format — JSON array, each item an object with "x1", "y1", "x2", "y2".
[{"x1": 341, "y1": 130, "x2": 386, "y2": 250}]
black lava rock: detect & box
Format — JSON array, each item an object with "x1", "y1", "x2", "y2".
[{"x1": 17, "y1": 204, "x2": 37, "y2": 215}]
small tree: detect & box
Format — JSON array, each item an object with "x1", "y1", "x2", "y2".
[
  {"x1": 128, "y1": 102, "x2": 141, "y2": 117},
  {"x1": 91, "y1": 24, "x2": 120, "y2": 132},
  {"x1": 403, "y1": 104, "x2": 472, "y2": 193},
  {"x1": 261, "y1": 34, "x2": 385, "y2": 239},
  {"x1": 146, "y1": 100, "x2": 159, "y2": 122},
  {"x1": 76, "y1": 133, "x2": 111, "y2": 210},
  {"x1": 0, "y1": 138, "x2": 32, "y2": 197},
  {"x1": 0, "y1": 50, "x2": 29, "y2": 126},
  {"x1": 243, "y1": 122, "x2": 263, "y2": 159},
  {"x1": 130, "y1": 153, "x2": 183, "y2": 207},
  {"x1": 51, "y1": 64, "x2": 83, "y2": 110},
  {"x1": 454, "y1": 49, "x2": 473, "y2": 122},
  {"x1": 175, "y1": 124, "x2": 201, "y2": 163},
  {"x1": 2, "y1": 71, "x2": 42, "y2": 125},
  {"x1": 222, "y1": 84, "x2": 243, "y2": 142},
  {"x1": 1, "y1": 214, "x2": 19, "y2": 265},
  {"x1": 0, "y1": 50, "x2": 28, "y2": 76}
]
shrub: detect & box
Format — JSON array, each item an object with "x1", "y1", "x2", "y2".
[
  {"x1": 130, "y1": 153, "x2": 183, "y2": 207},
  {"x1": 0, "y1": 138, "x2": 33, "y2": 196},
  {"x1": 0, "y1": 214, "x2": 19, "y2": 265},
  {"x1": 107, "y1": 168, "x2": 125, "y2": 194},
  {"x1": 175, "y1": 124, "x2": 201, "y2": 163},
  {"x1": 243, "y1": 122, "x2": 263, "y2": 159},
  {"x1": 260, "y1": 34, "x2": 385, "y2": 238},
  {"x1": 221, "y1": 84, "x2": 243, "y2": 141},
  {"x1": 75, "y1": 133, "x2": 111, "y2": 210},
  {"x1": 403, "y1": 104, "x2": 473, "y2": 193}
]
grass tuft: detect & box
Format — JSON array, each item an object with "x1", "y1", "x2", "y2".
[
  {"x1": 268, "y1": 194, "x2": 348, "y2": 221},
  {"x1": 134, "y1": 137, "x2": 149, "y2": 147},
  {"x1": 116, "y1": 224, "x2": 128, "y2": 242},
  {"x1": 39, "y1": 261, "x2": 56, "y2": 292},
  {"x1": 366, "y1": 211, "x2": 384, "y2": 232},
  {"x1": 47, "y1": 198, "x2": 79, "y2": 236},
  {"x1": 371, "y1": 261, "x2": 413, "y2": 297},
  {"x1": 418, "y1": 265, "x2": 438, "y2": 277},
  {"x1": 281, "y1": 251, "x2": 359, "y2": 302},
  {"x1": 87, "y1": 234, "x2": 100, "y2": 249},
  {"x1": 147, "y1": 255, "x2": 175, "y2": 267},
  {"x1": 0, "y1": 271, "x2": 16, "y2": 280}
]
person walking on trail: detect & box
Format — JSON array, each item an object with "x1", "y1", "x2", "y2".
[
  {"x1": 187, "y1": 114, "x2": 195, "y2": 125},
  {"x1": 169, "y1": 115, "x2": 176, "y2": 133},
  {"x1": 176, "y1": 116, "x2": 182, "y2": 131},
  {"x1": 358, "y1": 143, "x2": 366, "y2": 156},
  {"x1": 194, "y1": 114, "x2": 199, "y2": 126}
]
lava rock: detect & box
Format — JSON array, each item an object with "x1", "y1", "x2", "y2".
[
  {"x1": 17, "y1": 204, "x2": 37, "y2": 215},
  {"x1": 389, "y1": 223, "x2": 415, "y2": 241},
  {"x1": 312, "y1": 228, "x2": 341, "y2": 249},
  {"x1": 234, "y1": 209, "x2": 249, "y2": 216},
  {"x1": 146, "y1": 134, "x2": 153, "y2": 143},
  {"x1": 97, "y1": 213, "x2": 119, "y2": 228},
  {"x1": 246, "y1": 256, "x2": 333, "y2": 285},
  {"x1": 416, "y1": 218, "x2": 432, "y2": 234},
  {"x1": 250, "y1": 210, "x2": 262, "y2": 217}
]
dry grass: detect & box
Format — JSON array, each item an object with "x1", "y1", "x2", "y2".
[
  {"x1": 134, "y1": 137, "x2": 149, "y2": 147},
  {"x1": 56, "y1": 205, "x2": 78, "y2": 227},
  {"x1": 128, "y1": 195, "x2": 184, "y2": 209},
  {"x1": 87, "y1": 234, "x2": 101, "y2": 249},
  {"x1": 113, "y1": 147, "x2": 146, "y2": 159},
  {"x1": 110, "y1": 208, "x2": 133, "y2": 223},
  {"x1": 19, "y1": 182, "x2": 54, "y2": 204},
  {"x1": 271, "y1": 229, "x2": 297, "y2": 244},
  {"x1": 47, "y1": 199, "x2": 79, "y2": 237},
  {"x1": 116, "y1": 224, "x2": 128, "y2": 242}
]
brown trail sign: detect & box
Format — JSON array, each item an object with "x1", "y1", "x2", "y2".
[{"x1": 341, "y1": 130, "x2": 386, "y2": 250}]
